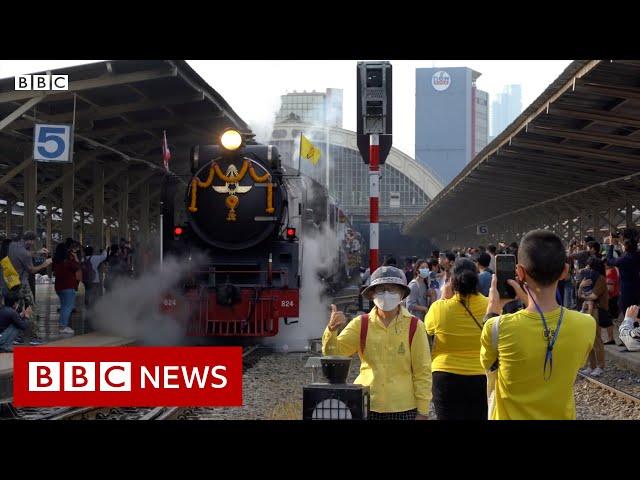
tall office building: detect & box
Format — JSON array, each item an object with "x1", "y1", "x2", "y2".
[
  {"x1": 415, "y1": 67, "x2": 489, "y2": 185},
  {"x1": 491, "y1": 84, "x2": 522, "y2": 137},
  {"x1": 274, "y1": 88, "x2": 343, "y2": 128}
]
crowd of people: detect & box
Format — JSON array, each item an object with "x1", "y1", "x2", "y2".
[
  {"x1": 324, "y1": 227, "x2": 640, "y2": 420},
  {"x1": 0, "y1": 232, "x2": 137, "y2": 350}
]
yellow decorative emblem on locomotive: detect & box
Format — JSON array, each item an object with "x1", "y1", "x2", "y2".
[
  {"x1": 188, "y1": 159, "x2": 274, "y2": 222},
  {"x1": 212, "y1": 164, "x2": 252, "y2": 221}
]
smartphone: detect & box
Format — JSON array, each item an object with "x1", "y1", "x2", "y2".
[{"x1": 496, "y1": 254, "x2": 517, "y2": 299}]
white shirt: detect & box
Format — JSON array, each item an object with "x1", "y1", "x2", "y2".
[{"x1": 88, "y1": 251, "x2": 108, "y2": 284}]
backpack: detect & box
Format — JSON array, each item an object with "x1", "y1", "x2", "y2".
[
  {"x1": 1, "y1": 256, "x2": 21, "y2": 290},
  {"x1": 82, "y1": 257, "x2": 95, "y2": 284}
]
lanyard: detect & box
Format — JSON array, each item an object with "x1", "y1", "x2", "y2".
[{"x1": 526, "y1": 286, "x2": 565, "y2": 381}]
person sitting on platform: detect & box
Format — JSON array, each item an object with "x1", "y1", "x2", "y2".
[
  {"x1": 0, "y1": 293, "x2": 31, "y2": 352},
  {"x1": 620, "y1": 305, "x2": 640, "y2": 352}
]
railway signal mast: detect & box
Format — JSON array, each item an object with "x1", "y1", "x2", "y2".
[{"x1": 357, "y1": 61, "x2": 392, "y2": 274}]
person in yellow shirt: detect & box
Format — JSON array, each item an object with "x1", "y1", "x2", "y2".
[
  {"x1": 426, "y1": 258, "x2": 489, "y2": 419},
  {"x1": 322, "y1": 265, "x2": 432, "y2": 420},
  {"x1": 480, "y1": 230, "x2": 596, "y2": 420}
]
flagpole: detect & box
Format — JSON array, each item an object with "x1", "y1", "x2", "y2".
[
  {"x1": 298, "y1": 133, "x2": 302, "y2": 174},
  {"x1": 325, "y1": 126, "x2": 330, "y2": 197}
]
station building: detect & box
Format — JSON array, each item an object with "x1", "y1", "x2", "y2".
[{"x1": 269, "y1": 118, "x2": 444, "y2": 259}]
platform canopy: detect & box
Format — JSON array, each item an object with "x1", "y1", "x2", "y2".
[
  {"x1": 0, "y1": 60, "x2": 251, "y2": 214},
  {"x1": 405, "y1": 60, "x2": 640, "y2": 246}
]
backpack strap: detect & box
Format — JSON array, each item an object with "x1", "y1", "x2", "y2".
[
  {"x1": 491, "y1": 316, "x2": 500, "y2": 350},
  {"x1": 489, "y1": 315, "x2": 501, "y2": 372},
  {"x1": 409, "y1": 316, "x2": 419, "y2": 347},
  {"x1": 359, "y1": 314, "x2": 369, "y2": 356}
]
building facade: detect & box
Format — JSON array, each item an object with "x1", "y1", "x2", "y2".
[
  {"x1": 415, "y1": 67, "x2": 489, "y2": 185},
  {"x1": 269, "y1": 120, "x2": 443, "y2": 258},
  {"x1": 491, "y1": 84, "x2": 522, "y2": 137},
  {"x1": 275, "y1": 88, "x2": 343, "y2": 128}
]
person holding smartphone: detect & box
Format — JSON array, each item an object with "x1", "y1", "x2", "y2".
[
  {"x1": 480, "y1": 230, "x2": 596, "y2": 420},
  {"x1": 7, "y1": 231, "x2": 51, "y2": 345},
  {"x1": 577, "y1": 257, "x2": 608, "y2": 377},
  {"x1": 604, "y1": 233, "x2": 640, "y2": 330},
  {"x1": 53, "y1": 242, "x2": 81, "y2": 336}
]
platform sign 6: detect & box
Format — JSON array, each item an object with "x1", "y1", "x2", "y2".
[
  {"x1": 33, "y1": 124, "x2": 73, "y2": 163},
  {"x1": 477, "y1": 225, "x2": 489, "y2": 235}
]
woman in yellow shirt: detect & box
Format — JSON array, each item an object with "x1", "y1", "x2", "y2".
[
  {"x1": 323, "y1": 266, "x2": 432, "y2": 420},
  {"x1": 425, "y1": 258, "x2": 488, "y2": 420}
]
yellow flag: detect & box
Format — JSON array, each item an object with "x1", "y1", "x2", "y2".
[{"x1": 300, "y1": 134, "x2": 321, "y2": 166}]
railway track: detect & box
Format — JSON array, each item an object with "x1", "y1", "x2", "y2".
[
  {"x1": 14, "y1": 345, "x2": 267, "y2": 421},
  {"x1": 577, "y1": 372, "x2": 640, "y2": 405}
]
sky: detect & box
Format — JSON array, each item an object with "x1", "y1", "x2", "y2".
[{"x1": 0, "y1": 59, "x2": 572, "y2": 158}]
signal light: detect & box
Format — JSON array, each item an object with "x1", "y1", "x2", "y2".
[
  {"x1": 174, "y1": 226, "x2": 184, "y2": 236},
  {"x1": 286, "y1": 227, "x2": 296, "y2": 240}
]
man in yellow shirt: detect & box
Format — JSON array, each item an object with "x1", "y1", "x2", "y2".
[
  {"x1": 480, "y1": 230, "x2": 596, "y2": 420},
  {"x1": 323, "y1": 266, "x2": 432, "y2": 420}
]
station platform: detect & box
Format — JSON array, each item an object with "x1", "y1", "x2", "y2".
[
  {"x1": 605, "y1": 344, "x2": 640, "y2": 375},
  {"x1": 0, "y1": 283, "x2": 136, "y2": 405},
  {"x1": 600, "y1": 322, "x2": 640, "y2": 375}
]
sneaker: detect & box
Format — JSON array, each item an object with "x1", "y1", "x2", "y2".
[
  {"x1": 59, "y1": 327, "x2": 75, "y2": 335},
  {"x1": 591, "y1": 367, "x2": 604, "y2": 377},
  {"x1": 580, "y1": 367, "x2": 593, "y2": 375},
  {"x1": 604, "y1": 340, "x2": 615, "y2": 345},
  {"x1": 13, "y1": 337, "x2": 24, "y2": 345},
  {"x1": 29, "y1": 338, "x2": 45, "y2": 345}
]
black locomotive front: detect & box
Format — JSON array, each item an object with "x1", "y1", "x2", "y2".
[{"x1": 161, "y1": 130, "x2": 300, "y2": 337}]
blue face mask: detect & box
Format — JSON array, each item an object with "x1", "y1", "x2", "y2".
[{"x1": 419, "y1": 268, "x2": 429, "y2": 278}]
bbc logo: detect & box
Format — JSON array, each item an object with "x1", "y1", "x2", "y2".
[{"x1": 15, "y1": 74, "x2": 68, "y2": 91}]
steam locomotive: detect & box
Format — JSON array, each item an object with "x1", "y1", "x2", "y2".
[{"x1": 161, "y1": 129, "x2": 360, "y2": 338}]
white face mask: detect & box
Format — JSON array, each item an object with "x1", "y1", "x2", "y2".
[{"x1": 373, "y1": 291, "x2": 402, "y2": 311}]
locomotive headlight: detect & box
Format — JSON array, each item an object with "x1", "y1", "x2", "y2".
[{"x1": 220, "y1": 129, "x2": 243, "y2": 151}]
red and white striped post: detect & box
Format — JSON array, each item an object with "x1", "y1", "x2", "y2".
[{"x1": 369, "y1": 134, "x2": 379, "y2": 274}]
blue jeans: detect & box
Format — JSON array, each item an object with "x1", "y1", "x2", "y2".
[
  {"x1": 57, "y1": 289, "x2": 76, "y2": 328},
  {"x1": 0, "y1": 324, "x2": 20, "y2": 352}
]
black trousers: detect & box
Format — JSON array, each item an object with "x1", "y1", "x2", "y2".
[
  {"x1": 432, "y1": 371, "x2": 487, "y2": 420},
  {"x1": 368, "y1": 409, "x2": 417, "y2": 421}
]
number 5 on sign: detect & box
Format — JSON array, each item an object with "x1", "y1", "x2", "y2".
[{"x1": 33, "y1": 124, "x2": 73, "y2": 162}]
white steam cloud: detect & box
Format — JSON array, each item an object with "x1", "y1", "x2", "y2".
[
  {"x1": 246, "y1": 94, "x2": 282, "y2": 145},
  {"x1": 262, "y1": 226, "x2": 340, "y2": 352},
  {"x1": 89, "y1": 253, "x2": 206, "y2": 345}
]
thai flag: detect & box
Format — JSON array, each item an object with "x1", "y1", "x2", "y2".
[{"x1": 162, "y1": 130, "x2": 171, "y2": 171}]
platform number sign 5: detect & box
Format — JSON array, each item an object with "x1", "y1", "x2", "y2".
[{"x1": 33, "y1": 124, "x2": 73, "y2": 162}]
